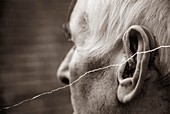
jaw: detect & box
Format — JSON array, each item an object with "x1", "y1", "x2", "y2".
[
  {"x1": 70, "y1": 79, "x2": 169, "y2": 114},
  {"x1": 69, "y1": 70, "x2": 119, "y2": 114}
]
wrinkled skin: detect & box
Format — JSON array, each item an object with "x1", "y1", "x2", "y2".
[{"x1": 57, "y1": 0, "x2": 170, "y2": 114}]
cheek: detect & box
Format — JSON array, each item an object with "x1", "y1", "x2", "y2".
[
  {"x1": 69, "y1": 51, "x2": 87, "y2": 83},
  {"x1": 68, "y1": 50, "x2": 119, "y2": 113},
  {"x1": 70, "y1": 67, "x2": 119, "y2": 113}
]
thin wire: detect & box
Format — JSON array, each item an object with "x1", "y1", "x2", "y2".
[{"x1": 0, "y1": 45, "x2": 170, "y2": 111}]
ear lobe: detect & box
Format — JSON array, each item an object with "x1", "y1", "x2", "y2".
[{"x1": 117, "y1": 25, "x2": 156, "y2": 103}]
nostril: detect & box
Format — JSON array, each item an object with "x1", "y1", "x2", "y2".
[
  {"x1": 57, "y1": 61, "x2": 70, "y2": 85},
  {"x1": 61, "y1": 78, "x2": 70, "y2": 85},
  {"x1": 59, "y1": 76, "x2": 70, "y2": 85}
]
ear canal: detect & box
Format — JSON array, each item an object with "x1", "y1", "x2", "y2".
[{"x1": 117, "y1": 25, "x2": 156, "y2": 103}]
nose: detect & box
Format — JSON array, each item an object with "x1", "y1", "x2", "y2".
[
  {"x1": 57, "y1": 61, "x2": 70, "y2": 85},
  {"x1": 57, "y1": 47, "x2": 74, "y2": 85}
]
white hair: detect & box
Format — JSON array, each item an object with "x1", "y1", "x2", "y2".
[{"x1": 70, "y1": 0, "x2": 170, "y2": 74}]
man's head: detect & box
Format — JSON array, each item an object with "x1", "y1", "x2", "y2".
[{"x1": 57, "y1": 0, "x2": 170, "y2": 113}]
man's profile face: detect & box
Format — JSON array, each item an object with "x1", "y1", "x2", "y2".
[{"x1": 57, "y1": 0, "x2": 170, "y2": 114}]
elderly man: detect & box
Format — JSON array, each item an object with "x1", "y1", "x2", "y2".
[{"x1": 57, "y1": 0, "x2": 170, "y2": 114}]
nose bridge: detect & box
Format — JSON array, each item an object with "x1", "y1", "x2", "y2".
[{"x1": 57, "y1": 47, "x2": 75, "y2": 84}]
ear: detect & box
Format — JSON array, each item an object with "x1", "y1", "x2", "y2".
[{"x1": 117, "y1": 25, "x2": 156, "y2": 103}]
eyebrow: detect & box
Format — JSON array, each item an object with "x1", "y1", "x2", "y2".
[
  {"x1": 66, "y1": 0, "x2": 77, "y2": 22},
  {"x1": 63, "y1": 0, "x2": 77, "y2": 38},
  {"x1": 63, "y1": 22, "x2": 71, "y2": 38}
]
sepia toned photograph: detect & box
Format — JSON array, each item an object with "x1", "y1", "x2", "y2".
[{"x1": 0, "y1": 0, "x2": 170, "y2": 114}]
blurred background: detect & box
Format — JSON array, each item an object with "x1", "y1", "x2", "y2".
[{"x1": 0, "y1": 0, "x2": 73, "y2": 114}]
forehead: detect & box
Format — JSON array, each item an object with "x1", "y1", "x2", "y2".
[
  {"x1": 69, "y1": 0, "x2": 166, "y2": 34},
  {"x1": 69, "y1": 0, "x2": 111, "y2": 35},
  {"x1": 69, "y1": 0, "x2": 87, "y2": 34}
]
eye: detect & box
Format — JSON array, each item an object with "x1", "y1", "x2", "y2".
[
  {"x1": 62, "y1": 23, "x2": 72, "y2": 40},
  {"x1": 62, "y1": 23, "x2": 76, "y2": 47}
]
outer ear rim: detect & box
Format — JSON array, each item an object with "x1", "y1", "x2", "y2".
[{"x1": 117, "y1": 25, "x2": 155, "y2": 103}]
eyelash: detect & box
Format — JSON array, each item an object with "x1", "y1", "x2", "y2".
[
  {"x1": 63, "y1": 23, "x2": 72, "y2": 40},
  {"x1": 65, "y1": 30, "x2": 73, "y2": 42},
  {"x1": 68, "y1": 38, "x2": 73, "y2": 42},
  {"x1": 65, "y1": 32, "x2": 72, "y2": 39}
]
